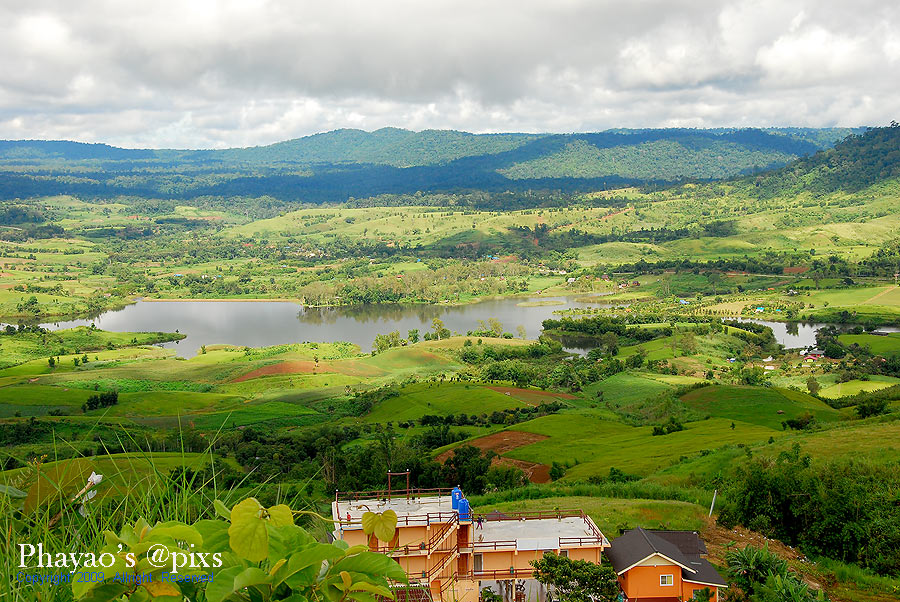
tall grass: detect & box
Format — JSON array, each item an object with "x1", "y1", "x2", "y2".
[{"x1": 0, "y1": 417, "x2": 315, "y2": 601}]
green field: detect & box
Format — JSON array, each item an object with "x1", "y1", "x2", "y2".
[
  {"x1": 838, "y1": 332, "x2": 900, "y2": 356},
  {"x1": 364, "y1": 381, "x2": 526, "y2": 423},
  {"x1": 680, "y1": 385, "x2": 842, "y2": 429},
  {"x1": 585, "y1": 372, "x2": 673, "y2": 405},
  {"x1": 505, "y1": 413, "x2": 782, "y2": 478},
  {"x1": 818, "y1": 376, "x2": 900, "y2": 399}
]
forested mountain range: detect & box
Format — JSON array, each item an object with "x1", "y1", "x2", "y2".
[{"x1": 0, "y1": 127, "x2": 864, "y2": 203}]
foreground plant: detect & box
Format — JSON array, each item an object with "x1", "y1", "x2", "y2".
[{"x1": 76, "y1": 497, "x2": 405, "y2": 602}]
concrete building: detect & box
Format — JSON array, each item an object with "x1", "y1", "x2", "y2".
[{"x1": 332, "y1": 486, "x2": 609, "y2": 602}]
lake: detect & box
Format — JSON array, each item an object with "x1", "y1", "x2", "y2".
[
  {"x1": 32, "y1": 299, "x2": 895, "y2": 357},
  {"x1": 36, "y1": 297, "x2": 615, "y2": 357}
]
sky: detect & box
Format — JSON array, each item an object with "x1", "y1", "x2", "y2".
[{"x1": 0, "y1": 0, "x2": 898, "y2": 149}]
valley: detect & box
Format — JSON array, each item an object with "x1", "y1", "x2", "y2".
[{"x1": 2, "y1": 125, "x2": 900, "y2": 602}]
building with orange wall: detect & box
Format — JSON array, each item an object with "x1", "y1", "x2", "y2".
[
  {"x1": 606, "y1": 527, "x2": 727, "y2": 601},
  {"x1": 332, "y1": 486, "x2": 609, "y2": 602}
]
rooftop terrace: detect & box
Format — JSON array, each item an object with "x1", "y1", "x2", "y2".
[
  {"x1": 333, "y1": 488, "x2": 457, "y2": 528},
  {"x1": 472, "y1": 511, "x2": 609, "y2": 550}
]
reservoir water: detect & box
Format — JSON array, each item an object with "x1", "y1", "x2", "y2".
[
  {"x1": 35, "y1": 297, "x2": 614, "y2": 357},
  {"x1": 31, "y1": 299, "x2": 897, "y2": 357}
]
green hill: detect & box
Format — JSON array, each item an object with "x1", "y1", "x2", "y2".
[
  {"x1": 0, "y1": 127, "x2": 860, "y2": 204},
  {"x1": 748, "y1": 123, "x2": 900, "y2": 197}
]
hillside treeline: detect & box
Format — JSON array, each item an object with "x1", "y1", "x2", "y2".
[
  {"x1": 721, "y1": 444, "x2": 900, "y2": 576},
  {"x1": 749, "y1": 123, "x2": 900, "y2": 198}
]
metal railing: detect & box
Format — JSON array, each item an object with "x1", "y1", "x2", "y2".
[
  {"x1": 558, "y1": 535, "x2": 605, "y2": 547},
  {"x1": 338, "y1": 511, "x2": 459, "y2": 529},
  {"x1": 407, "y1": 549, "x2": 459, "y2": 584},
  {"x1": 336, "y1": 487, "x2": 455, "y2": 503},
  {"x1": 471, "y1": 540, "x2": 518, "y2": 551},
  {"x1": 472, "y1": 509, "x2": 583, "y2": 522},
  {"x1": 472, "y1": 509, "x2": 607, "y2": 545},
  {"x1": 368, "y1": 519, "x2": 459, "y2": 555},
  {"x1": 466, "y1": 568, "x2": 536, "y2": 580}
]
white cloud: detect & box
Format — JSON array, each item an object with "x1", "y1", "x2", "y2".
[{"x1": 0, "y1": 0, "x2": 897, "y2": 148}]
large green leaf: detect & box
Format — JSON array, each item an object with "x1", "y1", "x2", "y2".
[
  {"x1": 268, "y1": 504, "x2": 294, "y2": 526},
  {"x1": 360, "y1": 510, "x2": 397, "y2": 543},
  {"x1": 195, "y1": 519, "x2": 231, "y2": 553},
  {"x1": 333, "y1": 552, "x2": 407, "y2": 582},
  {"x1": 150, "y1": 523, "x2": 203, "y2": 547},
  {"x1": 274, "y1": 543, "x2": 345, "y2": 588},
  {"x1": 204, "y1": 566, "x2": 244, "y2": 602},
  {"x1": 228, "y1": 498, "x2": 268, "y2": 562},
  {"x1": 205, "y1": 566, "x2": 271, "y2": 602},
  {"x1": 233, "y1": 566, "x2": 272, "y2": 590},
  {"x1": 267, "y1": 523, "x2": 314, "y2": 564}
]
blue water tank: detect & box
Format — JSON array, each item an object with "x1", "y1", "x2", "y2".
[
  {"x1": 458, "y1": 498, "x2": 471, "y2": 521},
  {"x1": 451, "y1": 487, "x2": 462, "y2": 510}
]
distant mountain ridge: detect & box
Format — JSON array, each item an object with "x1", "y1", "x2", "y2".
[
  {"x1": 0, "y1": 126, "x2": 860, "y2": 165},
  {"x1": 0, "y1": 126, "x2": 871, "y2": 203}
]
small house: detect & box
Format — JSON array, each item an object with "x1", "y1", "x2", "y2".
[
  {"x1": 805, "y1": 348, "x2": 824, "y2": 359},
  {"x1": 607, "y1": 527, "x2": 727, "y2": 601}
]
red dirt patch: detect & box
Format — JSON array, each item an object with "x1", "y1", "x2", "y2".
[
  {"x1": 496, "y1": 458, "x2": 551, "y2": 483},
  {"x1": 435, "y1": 430, "x2": 551, "y2": 484},
  {"x1": 231, "y1": 360, "x2": 382, "y2": 382},
  {"x1": 783, "y1": 266, "x2": 809, "y2": 274},
  {"x1": 598, "y1": 208, "x2": 631, "y2": 222},
  {"x1": 486, "y1": 386, "x2": 576, "y2": 406}
]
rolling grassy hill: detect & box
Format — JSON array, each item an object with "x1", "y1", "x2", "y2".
[{"x1": 680, "y1": 385, "x2": 842, "y2": 429}]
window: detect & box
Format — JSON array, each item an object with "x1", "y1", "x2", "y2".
[
  {"x1": 474, "y1": 554, "x2": 483, "y2": 573},
  {"x1": 560, "y1": 550, "x2": 569, "y2": 558},
  {"x1": 660, "y1": 575, "x2": 674, "y2": 586}
]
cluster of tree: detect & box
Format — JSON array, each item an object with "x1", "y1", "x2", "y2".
[
  {"x1": 544, "y1": 314, "x2": 721, "y2": 337},
  {"x1": 721, "y1": 321, "x2": 778, "y2": 349},
  {"x1": 81, "y1": 391, "x2": 119, "y2": 412},
  {"x1": 207, "y1": 423, "x2": 526, "y2": 496},
  {"x1": 458, "y1": 337, "x2": 563, "y2": 363},
  {"x1": 651, "y1": 417, "x2": 685, "y2": 436},
  {"x1": 781, "y1": 412, "x2": 817, "y2": 431},
  {"x1": 586, "y1": 466, "x2": 641, "y2": 485},
  {"x1": 409, "y1": 424, "x2": 470, "y2": 449},
  {"x1": 0, "y1": 416, "x2": 52, "y2": 445},
  {"x1": 415, "y1": 402, "x2": 564, "y2": 429},
  {"x1": 719, "y1": 443, "x2": 900, "y2": 576},
  {"x1": 589, "y1": 252, "x2": 816, "y2": 279},
  {"x1": 857, "y1": 240, "x2": 900, "y2": 277},
  {"x1": 530, "y1": 552, "x2": 620, "y2": 602},
  {"x1": 345, "y1": 385, "x2": 400, "y2": 416}
]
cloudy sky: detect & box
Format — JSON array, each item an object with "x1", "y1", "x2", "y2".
[{"x1": 1, "y1": 0, "x2": 898, "y2": 148}]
